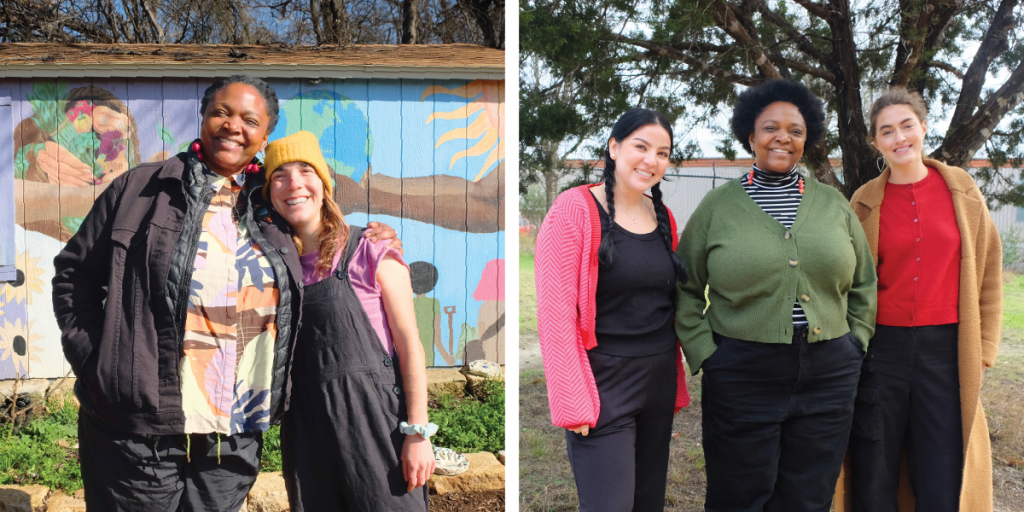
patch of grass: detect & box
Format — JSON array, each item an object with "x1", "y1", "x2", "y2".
[
  {"x1": 521, "y1": 253, "x2": 538, "y2": 335},
  {"x1": 1002, "y1": 271, "x2": 1024, "y2": 331},
  {"x1": 260, "y1": 425, "x2": 282, "y2": 472},
  {"x1": 429, "y1": 379, "x2": 505, "y2": 453},
  {"x1": 0, "y1": 395, "x2": 83, "y2": 492}
]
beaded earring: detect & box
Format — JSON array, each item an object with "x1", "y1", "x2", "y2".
[
  {"x1": 798, "y1": 178, "x2": 805, "y2": 194},
  {"x1": 190, "y1": 141, "x2": 203, "y2": 162},
  {"x1": 748, "y1": 169, "x2": 754, "y2": 185}
]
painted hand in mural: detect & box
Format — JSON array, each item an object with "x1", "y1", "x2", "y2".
[
  {"x1": 35, "y1": 141, "x2": 95, "y2": 186},
  {"x1": 91, "y1": 105, "x2": 129, "y2": 136}
]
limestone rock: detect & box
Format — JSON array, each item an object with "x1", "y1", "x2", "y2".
[
  {"x1": 246, "y1": 472, "x2": 289, "y2": 512},
  {"x1": 426, "y1": 369, "x2": 466, "y2": 397},
  {"x1": 459, "y1": 364, "x2": 503, "y2": 399},
  {"x1": 0, "y1": 484, "x2": 49, "y2": 512},
  {"x1": 428, "y1": 452, "x2": 504, "y2": 495},
  {"x1": 466, "y1": 360, "x2": 501, "y2": 378},
  {"x1": 496, "y1": 451, "x2": 505, "y2": 465},
  {"x1": 0, "y1": 379, "x2": 49, "y2": 398},
  {"x1": 45, "y1": 490, "x2": 86, "y2": 512}
]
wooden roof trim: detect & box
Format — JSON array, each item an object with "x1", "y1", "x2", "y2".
[{"x1": 0, "y1": 43, "x2": 504, "y2": 79}]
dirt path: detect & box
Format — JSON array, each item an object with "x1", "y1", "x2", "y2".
[{"x1": 519, "y1": 332, "x2": 543, "y2": 372}]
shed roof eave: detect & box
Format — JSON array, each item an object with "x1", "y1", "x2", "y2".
[{"x1": 0, "y1": 63, "x2": 504, "y2": 80}]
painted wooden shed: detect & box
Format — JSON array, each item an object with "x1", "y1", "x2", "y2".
[{"x1": 0, "y1": 43, "x2": 506, "y2": 379}]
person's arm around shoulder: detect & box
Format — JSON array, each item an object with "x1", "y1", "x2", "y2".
[
  {"x1": 534, "y1": 190, "x2": 600, "y2": 430},
  {"x1": 377, "y1": 255, "x2": 436, "y2": 491},
  {"x1": 843, "y1": 195, "x2": 878, "y2": 353},
  {"x1": 675, "y1": 188, "x2": 720, "y2": 375},
  {"x1": 973, "y1": 186, "x2": 1003, "y2": 368},
  {"x1": 51, "y1": 177, "x2": 123, "y2": 375}
]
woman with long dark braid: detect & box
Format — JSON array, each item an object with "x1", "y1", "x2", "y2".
[{"x1": 535, "y1": 108, "x2": 691, "y2": 511}]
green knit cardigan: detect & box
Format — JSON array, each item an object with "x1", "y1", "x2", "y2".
[{"x1": 674, "y1": 177, "x2": 877, "y2": 375}]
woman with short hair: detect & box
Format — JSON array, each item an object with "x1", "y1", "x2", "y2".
[{"x1": 675, "y1": 79, "x2": 877, "y2": 512}]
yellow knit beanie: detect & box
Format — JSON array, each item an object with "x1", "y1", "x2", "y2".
[{"x1": 263, "y1": 130, "x2": 332, "y2": 199}]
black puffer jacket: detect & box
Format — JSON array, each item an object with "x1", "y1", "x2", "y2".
[{"x1": 52, "y1": 152, "x2": 304, "y2": 435}]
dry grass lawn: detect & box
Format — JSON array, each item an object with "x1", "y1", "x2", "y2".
[{"x1": 520, "y1": 250, "x2": 1024, "y2": 511}]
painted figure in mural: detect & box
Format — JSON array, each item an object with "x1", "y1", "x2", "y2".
[
  {"x1": 675, "y1": 80, "x2": 877, "y2": 512},
  {"x1": 835, "y1": 88, "x2": 1002, "y2": 512},
  {"x1": 51, "y1": 76, "x2": 399, "y2": 512},
  {"x1": 467, "y1": 258, "x2": 504, "y2": 363},
  {"x1": 264, "y1": 130, "x2": 434, "y2": 511},
  {"x1": 535, "y1": 108, "x2": 691, "y2": 511},
  {"x1": 410, "y1": 261, "x2": 441, "y2": 367},
  {"x1": 15, "y1": 85, "x2": 142, "y2": 186}
]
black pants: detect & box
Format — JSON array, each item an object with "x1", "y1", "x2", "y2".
[
  {"x1": 701, "y1": 328, "x2": 863, "y2": 512},
  {"x1": 849, "y1": 323, "x2": 963, "y2": 512},
  {"x1": 78, "y1": 411, "x2": 261, "y2": 512},
  {"x1": 565, "y1": 348, "x2": 678, "y2": 512}
]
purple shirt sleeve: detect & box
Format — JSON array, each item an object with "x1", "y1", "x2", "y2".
[{"x1": 347, "y1": 237, "x2": 409, "y2": 356}]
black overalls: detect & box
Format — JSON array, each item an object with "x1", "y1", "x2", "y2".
[{"x1": 281, "y1": 228, "x2": 429, "y2": 511}]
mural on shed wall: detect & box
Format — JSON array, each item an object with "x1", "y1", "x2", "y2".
[{"x1": 0, "y1": 77, "x2": 504, "y2": 379}]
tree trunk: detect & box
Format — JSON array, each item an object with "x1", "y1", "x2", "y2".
[
  {"x1": 802, "y1": 140, "x2": 842, "y2": 189},
  {"x1": 401, "y1": 0, "x2": 420, "y2": 44},
  {"x1": 829, "y1": 0, "x2": 876, "y2": 197}
]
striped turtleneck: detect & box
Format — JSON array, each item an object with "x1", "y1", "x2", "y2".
[{"x1": 742, "y1": 165, "x2": 808, "y2": 325}]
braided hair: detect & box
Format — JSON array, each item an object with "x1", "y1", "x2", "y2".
[{"x1": 599, "y1": 108, "x2": 687, "y2": 284}]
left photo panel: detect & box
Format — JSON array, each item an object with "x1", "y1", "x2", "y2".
[{"x1": 0, "y1": 38, "x2": 506, "y2": 511}]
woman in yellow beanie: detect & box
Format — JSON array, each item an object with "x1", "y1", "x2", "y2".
[{"x1": 264, "y1": 130, "x2": 435, "y2": 511}]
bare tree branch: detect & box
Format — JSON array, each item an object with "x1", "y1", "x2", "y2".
[
  {"x1": 609, "y1": 34, "x2": 763, "y2": 86},
  {"x1": 948, "y1": 0, "x2": 1017, "y2": 129},
  {"x1": 709, "y1": 0, "x2": 782, "y2": 79}
]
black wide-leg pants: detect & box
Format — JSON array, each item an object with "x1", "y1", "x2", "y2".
[
  {"x1": 565, "y1": 348, "x2": 678, "y2": 512},
  {"x1": 78, "y1": 411, "x2": 261, "y2": 512},
  {"x1": 701, "y1": 327, "x2": 864, "y2": 512},
  {"x1": 848, "y1": 323, "x2": 963, "y2": 512}
]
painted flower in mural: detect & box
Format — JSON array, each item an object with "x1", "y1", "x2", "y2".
[
  {"x1": 1, "y1": 252, "x2": 45, "y2": 306},
  {"x1": 422, "y1": 80, "x2": 505, "y2": 181},
  {"x1": 0, "y1": 318, "x2": 43, "y2": 377}
]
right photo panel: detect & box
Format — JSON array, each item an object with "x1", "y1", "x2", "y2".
[{"x1": 518, "y1": 1, "x2": 1024, "y2": 510}]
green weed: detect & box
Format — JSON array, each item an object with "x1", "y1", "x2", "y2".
[{"x1": 429, "y1": 379, "x2": 505, "y2": 453}]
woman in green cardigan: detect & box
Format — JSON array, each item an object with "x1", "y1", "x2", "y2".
[{"x1": 675, "y1": 79, "x2": 877, "y2": 512}]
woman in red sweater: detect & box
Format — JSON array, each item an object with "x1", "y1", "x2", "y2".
[
  {"x1": 841, "y1": 87, "x2": 1003, "y2": 512},
  {"x1": 534, "y1": 108, "x2": 690, "y2": 511}
]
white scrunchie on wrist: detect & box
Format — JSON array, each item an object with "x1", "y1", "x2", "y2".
[{"x1": 399, "y1": 421, "x2": 439, "y2": 439}]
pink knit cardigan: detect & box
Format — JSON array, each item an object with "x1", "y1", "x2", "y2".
[{"x1": 535, "y1": 183, "x2": 691, "y2": 429}]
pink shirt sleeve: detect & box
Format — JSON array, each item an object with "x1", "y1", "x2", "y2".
[{"x1": 347, "y1": 237, "x2": 409, "y2": 356}]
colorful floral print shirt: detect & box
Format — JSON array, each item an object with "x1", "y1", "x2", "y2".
[{"x1": 179, "y1": 171, "x2": 279, "y2": 435}]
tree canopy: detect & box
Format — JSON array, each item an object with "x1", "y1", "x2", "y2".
[
  {"x1": 521, "y1": 0, "x2": 1024, "y2": 204},
  {"x1": 0, "y1": 0, "x2": 503, "y2": 48}
]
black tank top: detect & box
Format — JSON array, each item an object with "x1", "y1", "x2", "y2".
[{"x1": 591, "y1": 194, "x2": 678, "y2": 357}]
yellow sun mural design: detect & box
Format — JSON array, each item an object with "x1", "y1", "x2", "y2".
[
  {"x1": 422, "y1": 80, "x2": 504, "y2": 182},
  {"x1": 0, "y1": 319, "x2": 43, "y2": 377}
]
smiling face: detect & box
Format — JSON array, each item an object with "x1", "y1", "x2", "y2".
[
  {"x1": 608, "y1": 123, "x2": 672, "y2": 194},
  {"x1": 749, "y1": 101, "x2": 806, "y2": 173},
  {"x1": 199, "y1": 83, "x2": 270, "y2": 177},
  {"x1": 269, "y1": 162, "x2": 325, "y2": 236},
  {"x1": 872, "y1": 104, "x2": 927, "y2": 168}
]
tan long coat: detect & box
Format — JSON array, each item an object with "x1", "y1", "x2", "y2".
[{"x1": 834, "y1": 159, "x2": 1003, "y2": 512}]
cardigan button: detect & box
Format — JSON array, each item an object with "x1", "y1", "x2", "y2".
[
  {"x1": 813, "y1": 327, "x2": 821, "y2": 334},
  {"x1": 784, "y1": 231, "x2": 791, "y2": 240},
  {"x1": 789, "y1": 259, "x2": 798, "y2": 267},
  {"x1": 800, "y1": 294, "x2": 810, "y2": 302}
]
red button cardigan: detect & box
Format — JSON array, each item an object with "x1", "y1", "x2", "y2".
[
  {"x1": 877, "y1": 168, "x2": 961, "y2": 326},
  {"x1": 535, "y1": 184, "x2": 690, "y2": 429}
]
